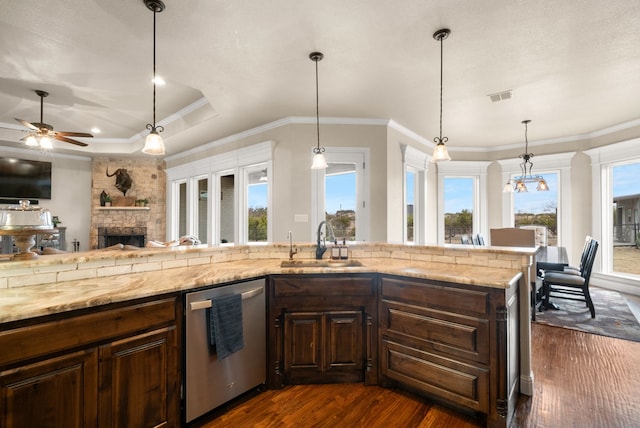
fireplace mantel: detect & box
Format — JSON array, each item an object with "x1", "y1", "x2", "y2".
[{"x1": 96, "y1": 207, "x2": 150, "y2": 211}]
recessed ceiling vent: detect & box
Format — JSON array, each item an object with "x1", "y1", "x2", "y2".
[{"x1": 488, "y1": 90, "x2": 513, "y2": 102}]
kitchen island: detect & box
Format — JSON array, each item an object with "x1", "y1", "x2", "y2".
[{"x1": 0, "y1": 243, "x2": 534, "y2": 427}]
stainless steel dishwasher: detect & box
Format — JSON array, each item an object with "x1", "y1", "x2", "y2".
[{"x1": 184, "y1": 278, "x2": 266, "y2": 423}]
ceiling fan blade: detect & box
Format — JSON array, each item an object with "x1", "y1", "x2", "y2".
[
  {"x1": 56, "y1": 131, "x2": 94, "y2": 138},
  {"x1": 54, "y1": 135, "x2": 89, "y2": 147},
  {"x1": 14, "y1": 118, "x2": 39, "y2": 131}
]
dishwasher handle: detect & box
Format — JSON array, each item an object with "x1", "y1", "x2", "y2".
[{"x1": 189, "y1": 287, "x2": 264, "y2": 311}]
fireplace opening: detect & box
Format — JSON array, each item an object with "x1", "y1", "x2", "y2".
[{"x1": 98, "y1": 227, "x2": 146, "y2": 249}]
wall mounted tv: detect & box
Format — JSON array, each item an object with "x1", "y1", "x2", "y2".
[{"x1": 0, "y1": 157, "x2": 52, "y2": 200}]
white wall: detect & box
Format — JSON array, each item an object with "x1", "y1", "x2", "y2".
[{"x1": 0, "y1": 147, "x2": 92, "y2": 252}]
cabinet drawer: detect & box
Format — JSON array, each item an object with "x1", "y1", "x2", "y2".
[
  {"x1": 0, "y1": 298, "x2": 177, "y2": 367},
  {"x1": 272, "y1": 275, "x2": 375, "y2": 298},
  {"x1": 381, "y1": 276, "x2": 490, "y2": 318},
  {"x1": 381, "y1": 339, "x2": 489, "y2": 413},
  {"x1": 381, "y1": 301, "x2": 489, "y2": 364}
]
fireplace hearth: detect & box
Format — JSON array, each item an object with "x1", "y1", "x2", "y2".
[{"x1": 97, "y1": 227, "x2": 146, "y2": 249}]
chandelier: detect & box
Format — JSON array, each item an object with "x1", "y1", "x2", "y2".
[{"x1": 503, "y1": 120, "x2": 549, "y2": 193}]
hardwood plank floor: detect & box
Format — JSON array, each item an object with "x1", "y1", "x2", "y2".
[{"x1": 195, "y1": 323, "x2": 640, "y2": 428}]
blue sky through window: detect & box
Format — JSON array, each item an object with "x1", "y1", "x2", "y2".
[
  {"x1": 444, "y1": 177, "x2": 474, "y2": 213},
  {"x1": 248, "y1": 163, "x2": 640, "y2": 214},
  {"x1": 514, "y1": 172, "x2": 558, "y2": 214},
  {"x1": 613, "y1": 163, "x2": 640, "y2": 197},
  {"x1": 248, "y1": 183, "x2": 267, "y2": 208},
  {"x1": 326, "y1": 172, "x2": 356, "y2": 213}
]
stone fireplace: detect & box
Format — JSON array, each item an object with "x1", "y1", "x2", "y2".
[
  {"x1": 97, "y1": 227, "x2": 146, "y2": 248},
  {"x1": 90, "y1": 156, "x2": 166, "y2": 249}
]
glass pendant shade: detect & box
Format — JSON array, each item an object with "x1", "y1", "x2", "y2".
[
  {"x1": 431, "y1": 142, "x2": 451, "y2": 162},
  {"x1": 516, "y1": 181, "x2": 528, "y2": 193},
  {"x1": 311, "y1": 152, "x2": 328, "y2": 169},
  {"x1": 25, "y1": 135, "x2": 38, "y2": 147},
  {"x1": 503, "y1": 181, "x2": 514, "y2": 193},
  {"x1": 537, "y1": 179, "x2": 549, "y2": 191},
  {"x1": 142, "y1": 130, "x2": 165, "y2": 155},
  {"x1": 39, "y1": 136, "x2": 53, "y2": 150}
]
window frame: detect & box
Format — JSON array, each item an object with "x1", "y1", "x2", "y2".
[
  {"x1": 436, "y1": 161, "x2": 490, "y2": 245},
  {"x1": 311, "y1": 147, "x2": 370, "y2": 242},
  {"x1": 498, "y1": 152, "x2": 573, "y2": 249},
  {"x1": 165, "y1": 141, "x2": 273, "y2": 245},
  {"x1": 402, "y1": 145, "x2": 428, "y2": 245},
  {"x1": 586, "y1": 139, "x2": 640, "y2": 288}
]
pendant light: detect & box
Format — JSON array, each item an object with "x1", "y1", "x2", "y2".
[
  {"x1": 142, "y1": 0, "x2": 166, "y2": 155},
  {"x1": 503, "y1": 120, "x2": 549, "y2": 193},
  {"x1": 310, "y1": 52, "x2": 328, "y2": 169},
  {"x1": 431, "y1": 28, "x2": 452, "y2": 163}
]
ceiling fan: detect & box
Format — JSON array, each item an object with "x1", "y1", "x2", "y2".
[{"x1": 14, "y1": 90, "x2": 92, "y2": 148}]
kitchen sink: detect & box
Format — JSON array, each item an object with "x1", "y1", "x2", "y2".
[{"x1": 280, "y1": 259, "x2": 364, "y2": 268}]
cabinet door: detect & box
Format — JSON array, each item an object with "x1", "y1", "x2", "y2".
[
  {"x1": 0, "y1": 349, "x2": 98, "y2": 428},
  {"x1": 325, "y1": 311, "x2": 364, "y2": 381},
  {"x1": 98, "y1": 326, "x2": 178, "y2": 428},
  {"x1": 283, "y1": 312, "x2": 323, "y2": 382}
]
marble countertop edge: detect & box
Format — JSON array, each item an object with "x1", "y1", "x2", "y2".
[{"x1": 0, "y1": 258, "x2": 523, "y2": 324}]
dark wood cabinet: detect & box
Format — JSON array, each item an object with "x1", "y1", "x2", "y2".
[
  {"x1": 379, "y1": 275, "x2": 519, "y2": 428},
  {"x1": 283, "y1": 310, "x2": 364, "y2": 383},
  {"x1": 0, "y1": 349, "x2": 98, "y2": 428},
  {"x1": 269, "y1": 274, "x2": 377, "y2": 388},
  {"x1": 0, "y1": 297, "x2": 180, "y2": 428}
]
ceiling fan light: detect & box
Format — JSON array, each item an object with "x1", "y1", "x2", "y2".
[
  {"x1": 431, "y1": 142, "x2": 451, "y2": 162},
  {"x1": 39, "y1": 136, "x2": 53, "y2": 149},
  {"x1": 142, "y1": 130, "x2": 165, "y2": 155},
  {"x1": 25, "y1": 135, "x2": 38, "y2": 147}
]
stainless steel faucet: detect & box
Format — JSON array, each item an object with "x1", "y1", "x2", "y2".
[
  {"x1": 287, "y1": 230, "x2": 298, "y2": 260},
  {"x1": 316, "y1": 221, "x2": 335, "y2": 259}
]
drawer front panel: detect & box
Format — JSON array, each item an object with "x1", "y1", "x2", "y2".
[
  {"x1": 0, "y1": 298, "x2": 176, "y2": 367},
  {"x1": 381, "y1": 276, "x2": 490, "y2": 317},
  {"x1": 272, "y1": 276, "x2": 375, "y2": 298},
  {"x1": 381, "y1": 339, "x2": 489, "y2": 412},
  {"x1": 382, "y1": 301, "x2": 489, "y2": 364}
]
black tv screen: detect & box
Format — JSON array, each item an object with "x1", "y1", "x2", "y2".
[{"x1": 0, "y1": 157, "x2": 52, "y2": 200}]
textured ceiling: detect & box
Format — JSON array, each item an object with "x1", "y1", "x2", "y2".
[{"x1": 0, "y1": 0, "x2": 639, "y2": 156}]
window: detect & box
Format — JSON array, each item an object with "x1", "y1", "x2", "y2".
[
  {"x1": 612, "y1": 162, "x2": 640, "y2": 276},
  {"x1": 402, "y1": 145, "x2": 427, "y2": 245},
  {"x1": 406, "y1": 169, "x2": 416, "y2": 243},
  {"x1": 166, "y1": 141, "x2": 273, "y2": 245},
  {"x1": 177, "y1": 181, "x2": 187, "y2": 238},
  {"x1": 513, "y1": 172, "x2": 558, "y2": 245},
  {"x1": 218, "y1": 173, "x2": 235, "y2": 245},
  {"x1": 443, "y1": 177, "x2": 474, "y2": 244},
  {"x1": 312, "y1": 148, "x2": 369, "y2": 242},
  {"x1": 242, "y1": 164, "x2": 270, "y2": 243},
  {"x1": 436, "y1": 161, "x2": 490, "y2": 245},
  {"x1": 196, "y1": 177, "x2": 208, "y2": 244}
]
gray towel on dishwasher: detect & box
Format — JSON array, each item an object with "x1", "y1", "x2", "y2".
[{"x1": 207, "y1": 293, "x2": 244, "y2": 360}]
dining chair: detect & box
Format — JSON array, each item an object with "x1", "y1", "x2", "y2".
[
  {"x1": 460, "y1": 235, "x2": 471, "y2": 245},
  {"x1": 542, "y1": 239, "x2": 599, "y2": 318},
  {"x1": 562, "y1": 235, "x2": 592, "y2": 275},
  {"x1": 476, "y1": 233, "x2": 486, "y2": 246}
]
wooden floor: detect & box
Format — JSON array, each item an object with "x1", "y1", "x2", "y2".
[{"x1": 195, "y1": 323, "x2": 640, "y2": 428}]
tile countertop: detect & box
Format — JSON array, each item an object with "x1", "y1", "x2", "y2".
[{"x1": 0, "y1": 257, "x2": 522, "y2": 325}]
